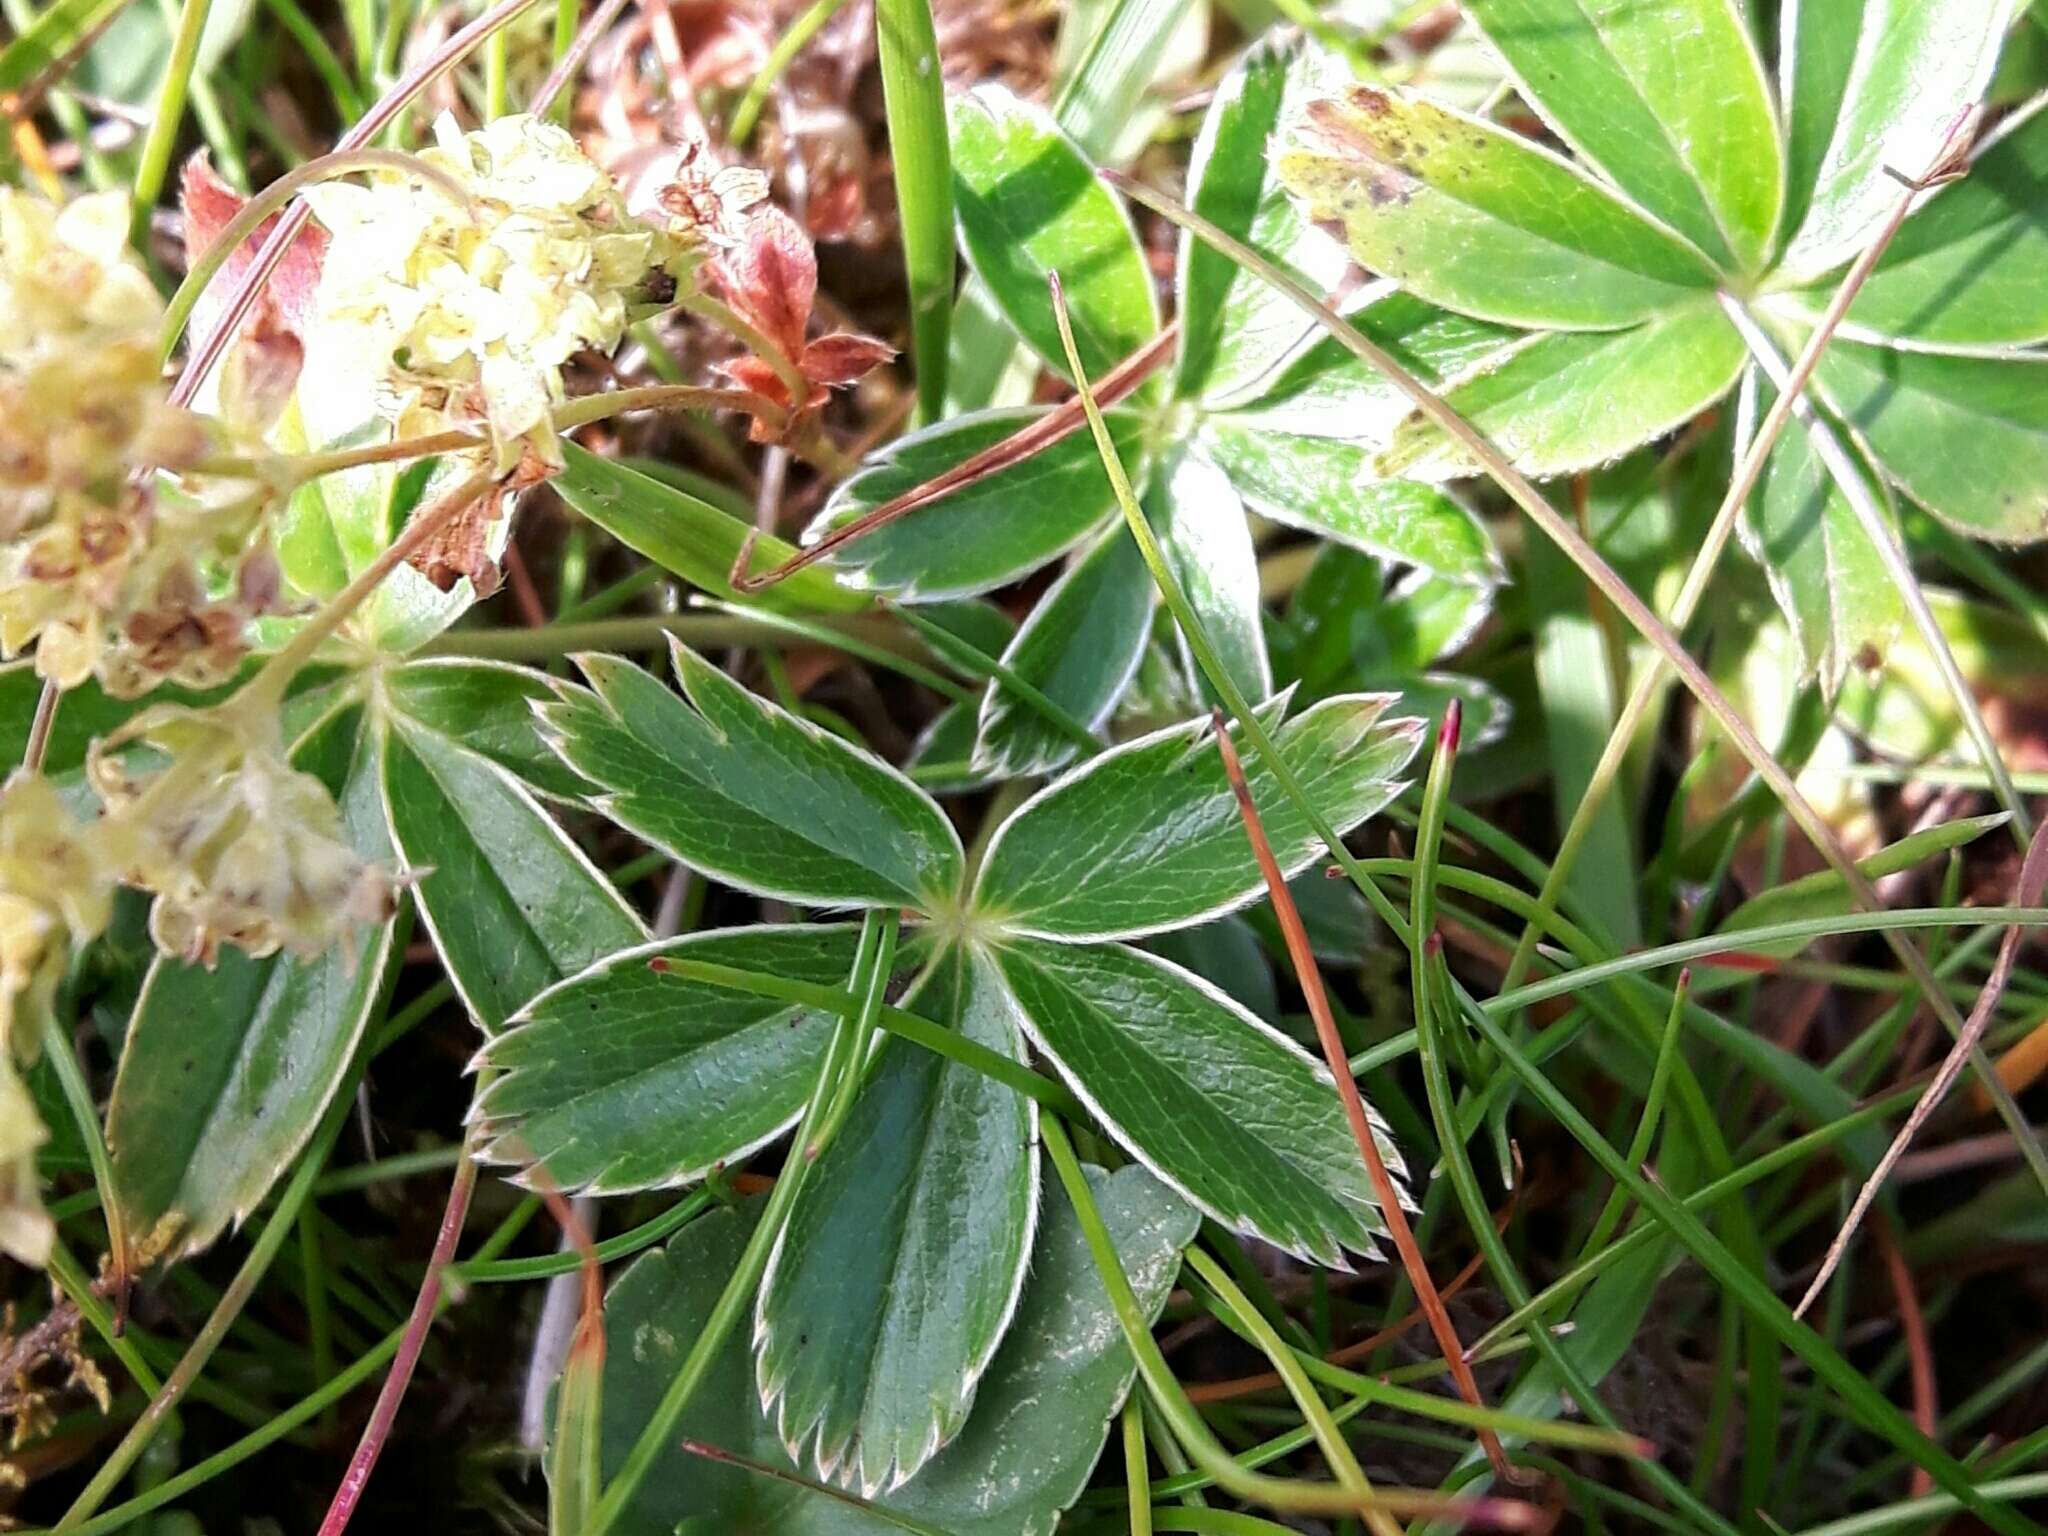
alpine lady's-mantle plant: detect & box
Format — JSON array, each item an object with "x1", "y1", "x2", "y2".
[
  {"x1": 0, "y1": 109, "x2": 894, "y2": 1276},
  {"x1": 8, "y1": 0, "x2": 2046, "y2": 1528}
]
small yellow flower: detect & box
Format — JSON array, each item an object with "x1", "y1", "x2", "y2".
[
  {"x1": 0, "y1": 773, "x2": 117, "y2": 1043},
  {"x1": 303, "y1": 114, "x2": 689, "y2": 469},
  {"x1": 0, "y1": 190, "x2": 161, "y2": 363},
  {"x1": 1, "y1": 1050, "x2": 52, "y2": 1266},
  {"x1": 0, "y1": 769, "x2": 122, "y2": 1267},
  {"x1": 89, "y1": 704, "x2": 394, "y2": 965}
]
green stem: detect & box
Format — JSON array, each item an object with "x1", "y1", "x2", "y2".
[
  {"x1": 874, "y1": 0, "x2": 953, "y2": 421},
  {"x1": 243, "y1": 468, "x2": 495, "y2": 711},
  {"x1": 453, "y1": 1192, "x2": 711, "y2": 1284},
  {"x1": 485, "y1": 27, "x2": 509, "y2": 117},
  {"x1": 689, "y1": 597, "x2": 977, "y2": 706},
  {"x1": 56, "y1": 1057, "x2": 364, "y2": 1529},
  {"x1": 1123, "y1": 1400, "x2": 1152, "y2": 1536},
  {"x1": 37, "y1": 1009, "x2": 131, "y2": 1297},
  {"x1": 1788, "y1": 1475, "x2": 2048, "y2": 1536},
  {"x1": 891, "y1": 603, "x2": 1103, "y2": 753},
  {"x1": 130, "y1": 0, "x2": 215, "y2": 248},
  {"x1": 1486, "y1": 905, "x2": 2048, "y2": 1016},
  {"x1": 1573, "y1": 971, "x2": 1688, "y2": 1265},
  {"x1": 296, "y1": 1206, "x2": 336, "y2": 1432},
  {"x1": 729, "y1": 0, "x2": 852, "y2": 144},
  {"x1": 45, "y1": 1237, "x2": 162, "y2": 1399},
  {"x1": 1180, "y1": 1248, "x2": 1384, "y2": 1520},
  {"x1": 650, "y1": 956, "x2": 1084, "y2": 1118}
]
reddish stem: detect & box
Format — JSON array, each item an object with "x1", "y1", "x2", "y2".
[
  {"x1": 1876, "y1": 1218, "x2": 1938, "y2": 1499},
  {"x1": 726, "y1": 324, "x2": 1179, "y2": 594},
  {"x1": 1212, "y1": 713, "x2": 1520, "y2": 1484},
  {"x1": 315, "y1": 1150, "x2": 479, "y2": 1536}
]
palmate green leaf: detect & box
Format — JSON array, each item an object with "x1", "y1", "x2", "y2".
[
  {"x1": 1777, "y1": 0, "x2": 2021, "y2": 285},
  {"x1": 807, "y1": 408, "x2": 1145, "y2": 600},
  {"x1": 1148, "y1": 443, "x2": 1272, "y2": 703},
  {"x1": 381, "y1": 658, "x2": 589, "y2": 800},
  {"x1": 555, "y1": 443, "x2": 865, "y2": 614},
  {"x1": 973, "y1": 693, "x2": 1421, "y2": 942},
  {"x1": 757, "y1": 948, "x2": 1037, "y2": 1495},
  {"x1": 1217, "y1": 289, "x2": 1519, "y2": 444},
  {"x1": 1378, "y1": 300, "x2": 1747, "y2": 481},
  {"x1": 1199, "y1": 422, "x2": 1503, "y2": 584},
  {"x1": 571, "y1": 1163, "x2": 1193, "y2": 1536},
  {"x1": 1811, "y1": 340, "x2": 2048, "y2": 541},
  {"x1": 1276, "y1": 84, "x2": 1717, "y2": 331},
  {"x1": 1147, "y1": 913, "x2": 1279, "y2": 1022},
  {"x1": 948, "y1": 84, "x2": 1158, "y2": 384},
  {"x1": 1719, "y1": 813, "x2": 2010, "y2": 956},
  {"x1": 1463, "y1": 0, "x2": 1783, "y2": 274},
  {"x1": 541, "y1": 640, "x2": 963, "y2": 911},
  {"x1": 990, "y1": 939, "x2": 1403, "y2": 1264},
  {"x1": 974, "y1": 525, "x2": 1154, "y2": 776},
  {"x1": 1176, "y1": 36, "x2": 1350, "y2": 405},
  {"x1": 381, "y1": 707, "x2": 644, "y2": 1034},
  {"x1": 1735, "y1": 371, "x2": 1905, "y2": 694},
  {"x1": 104, "y1": 707, "x2": 396, "y2": 1264},
  {"x1": 471, "y1": 925, "x2": 866, "y2": 1193},
  {"x1": 1819, "y1": 100, "x2": 2048, "y2": 347}
]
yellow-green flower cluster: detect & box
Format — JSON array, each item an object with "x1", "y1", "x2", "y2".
[
  {"x1": 0, "y1": 190, "x2": 276, "y2": 697},
  {"x1": 303, "y1": 114, "x2": 689, "y2": 469},
  {"x1": 89, "y1": 704, "x2": 395, "y2": 967},
  {"x1": 0, "y1": 773, "x2": 121, "y2": 1267}
]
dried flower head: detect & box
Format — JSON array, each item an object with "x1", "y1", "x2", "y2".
[
  {"x1": 0, "y1": 478, "x2": 281, "y2": 696},
  {"x1": 0, "y1": 189, "x2": 273, "y2": 696},
  {"x1": 89, "y1": 704, "x2": 395, "y2": 966},
  {"x1": 0, "y1": 1058, "x2": 52, "y2": 1266},
  {"x1": 0, "y1": 191, "x2": 208, "y2": 533},
  {"x1": 303, "y1": 114, "x2": 690, "y2": 469},
  {"x1": 0, "y1": 774, "x2": 117, "y2": 1029}
]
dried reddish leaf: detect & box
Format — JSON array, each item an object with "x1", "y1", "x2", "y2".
[
  {"x1": 801, "y1": 332, "x2": 895, "y2": 386},
  {"x1": 408, "y1": 446, "x2": 555, "y2": 596},
  {"x1": 713, "y1": 203, "x2": 816, "y2": 361},
  {"x1": 180, "y1": 153, "x2": 327, "y2": 349},
  {"x1": 705, "y1": 204, "x2": 894, "y2": 439}
]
